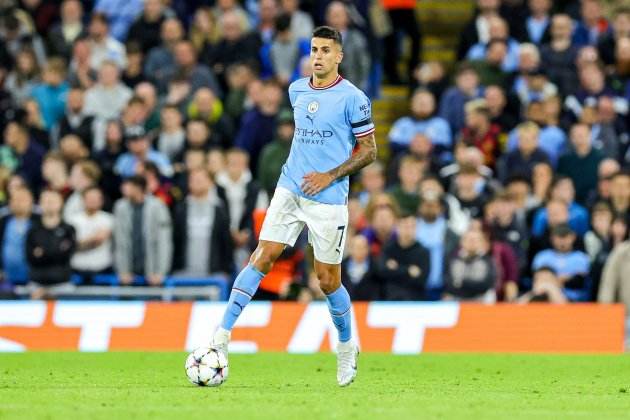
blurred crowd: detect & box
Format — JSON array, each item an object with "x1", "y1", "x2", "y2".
[
  {"x1": 0, "y1": 0, "x2": 629, "y2": 308},
  {"x1": 0, "y1": 0, "x2": 420, "y2": 300}
]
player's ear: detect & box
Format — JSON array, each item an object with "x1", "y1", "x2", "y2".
[{"x1": 336, "y1": 50, "x2": 344, "y2": 65}]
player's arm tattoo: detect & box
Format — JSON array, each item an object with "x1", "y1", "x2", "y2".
[{"x1": 326, "y1": 133, "x2": 377, "y2": 180}]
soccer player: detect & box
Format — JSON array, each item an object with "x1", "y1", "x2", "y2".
[{"x1": 210, "y1": 26, "x2": 376, "y2": 387}]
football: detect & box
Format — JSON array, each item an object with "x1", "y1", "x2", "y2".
[{"x1": 185, "y1": 347, "x2": 229, "y2": 387}]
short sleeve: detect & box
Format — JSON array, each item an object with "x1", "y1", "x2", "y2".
[
  {"x1": 348, "y1": 91, "x2": 375, "y2": 138},
  {"x1": 288, "y1": 81, "x2": 298, "y2": 108}
]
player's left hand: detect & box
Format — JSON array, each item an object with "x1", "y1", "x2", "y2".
[{"x1": 301, "y1": 172, "x2": 334, "y2": 196}]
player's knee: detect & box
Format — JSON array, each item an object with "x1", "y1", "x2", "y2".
[
  {"x1": 316, "y1": 269, "x2": 340, "y2": 295},
  {"x1": 249, "y1": 243, "x2": 281, "y2": 273}
]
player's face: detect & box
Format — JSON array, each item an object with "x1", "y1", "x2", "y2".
[{"x1": 310, "y1": 37, "x2": 343, "y2": 78}]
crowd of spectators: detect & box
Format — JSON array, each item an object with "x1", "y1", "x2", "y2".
[{"x1": 1, "y1": 0, "x2": 630, "y2": 308}]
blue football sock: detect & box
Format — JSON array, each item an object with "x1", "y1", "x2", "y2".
[
  {"x1": 326, "y1": 285, "x2": 352, "y2": 343},
  {"x1": 220, "y1": 264, "x2": 265, "y2": 331}
]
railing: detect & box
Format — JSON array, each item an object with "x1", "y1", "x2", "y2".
[{"x1": 12, "y1": 274, "x2": 230, "y2": 301}]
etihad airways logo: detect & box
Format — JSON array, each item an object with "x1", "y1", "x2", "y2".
[
  {"x1": 295, "y1": 127, "x2": 333, "y2": 145},
  {"x1": 295, "y1": 127, "x2": 333, "y2": 137}
]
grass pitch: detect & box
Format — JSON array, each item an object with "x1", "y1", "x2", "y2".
[{"x1": 1, "y1": 353, "x2": 630, "y2": 419}]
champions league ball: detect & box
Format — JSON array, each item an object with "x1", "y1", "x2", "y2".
[{"x1": 185, "y1": 347, "x2": 228, "y2": 387}]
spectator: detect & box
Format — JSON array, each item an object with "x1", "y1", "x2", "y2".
[
  {"x1": 134, "y1": 82, "x2": 160, "y2": 131},
  {"x1": 144, "y1": 18, "x2": 184, "y2": 92},
  {"x1": 514, "y1": 64, "x2": 558, "y2": 108},
  {"x1": 412, "y1": 61, "x2": 449, "y2": 100},
  {"x1": 54, "y1": 87, "x2": 95, "y2": 151},
  {"x1": 140, "y1": 161, "x2": 174, "y2": 208},
  {"x1": 172, "y1": 168, "x2": 233, "y2": 278},
  {"x1": 167, "y1": 40, "x2": 222, "y2": 97},
  {"x1": 59, "y1": 133, "x2": 89, "y2": 165},
  {"x1": 63, "y1": 160, "x2": 101, "y2": 221},
  {"x1": 532, "y1": 223, "x2": 590, "y2": 300},
  {"x1": 519, "y1": 267, "x2": 567, "y2": 303},
  {"x1": 497, "y1": 121, "x2": 549, "y2": 182},
  {"x1": 597, "y1": 7, "x2": 630, "y2": 66},
  {"x1": 485, "y1": 84, "x2": 519, "y2": 132},
  {"x1": 523, "y1": 0, "x2": 552, "y2": 45},
  {"x1": 280, "y1": 0, "x2": 314, "y2": 41},
  {"x1": 483, "y1": 201, "x2": 523, "y2": 302},
  {"x1": 532, "y1": 177, "x2": 590, "y2": 238},
  {"x1": 459, "y1": 99, "x2": 502, "y2": 169},
  {"x1": 94, "y1": 120, "x2": 124, "y2": 204},
  {"x1": 115, "y1": 125, "x2": 173, "y2": 178},
  {"x1": 174, "y1": 120, "x2": 212, "y2": 162},
  {"x1": 444, "y1": 226, "x2": 497, "y2": 302},
  {"x1": 325, "y1": 1, "x2": 370, "y2": 91},
  {"x1": 83, "y1": 60, "x2": 132, "y2": 123},
  {"x1": 26, "y1": 189, "x2": 76, "y2": 299},
  {"x1": 0, "y1": 8, "x2": 47, "y2": 66},
  {"x1": 598, "y1": 239, "x2": 630, "y2": 308},
  {"x1": 67, "y1": 36, "x2": 96, "y2": 89},
  {"x1": 157, "y1": 104, "x2": 185, "y2": 161},
  {"x1": 270, "y1": 13, "x2": 309, "y2": 87},
  {"x1": 564, "y1": 62, "x2": 623, "y2": 126},
  {"x1": 67, "y1": 186, "x2": 114, "y2": 282},
  {"x1": 186, "y1": 87, "x2": 234, "y2": 148},
  {"x1": 234, "y1": 81, "x2": 282, "y2": 173},
  {"x1": 378, "y1": 215, "x2": 430, "y2": 301},
  {"x1": 506, "y1": 100, "x2": 567, "y2": 166},
  {"x1": 4, "y1": 47, "x2": 40, "y2": 105},
  {"x1": 361, "y1": 197, "x2": 398, "y2": 257},
  {"x1": 120, "y1": 42, "x2": 144, "y2": 89},
  {"x1": 466, "y1": 16, "x2": 520, "y2": 73},
  {"x1": 540, "y1": 14, "x2": 578, "y2": 95},
  {"x1": 585, "y1": 158, "x2": 620, "y2": 207},
  {"x1": 420, "y1": 173, "x2": 470, "y2": 236},
  {"x1": 389, "y1": 89, "x2": 452, "y2": 157},
  {"x1": 47, "y1": 0, "x2": 85, "y2": 61},
  {"x1": 0, "y1": 120, "x2": 45, "y2": 192},
  {"x1": 584, "y1": 201, "x2": 614, "y2": 295},
  {"x1": 42, "y1": 152, "x2": 71, "y2": 198},
  {"x1": 484, "y1": 192, "x2": 529, "y2": 271},
  {"x1": 572, "y1": 0, "x2": 609, "y2": 47},
  {"x1": 257, "y1": 109, "x2": 294, "y2": 198},
  {"x1": 93, "y1": 0, "x2": 143, "y2": 42},
  {"x1": 0, "y1": 187, "x2": 38, "y2": 286},
  {"x1": 341, "y1": 234, "x2": 379, "y2": 300},
  {"x1": 388, "y1": 156, "x2": 423, "y2": 216},
  {"x1": 591, "y1": 96, "x2": 627, "y2": 161},
  {"x1": 415, "y1": 191, "x2": 460, "y2": 300},
  {"x1": 30, "y1": 57, "x2": 69, "y2": 131},
  {"x1": 452, "y1": 164, "x2": 494, "y2": 223},
  {"x1": 382, "y1": 0, "x2": 420, "y2": 85},
  {"x1": 357, "y1": 161, "x2": 386, "y2": 207},
  {"x1": 203, "y1": 11, "x2": 261, "y2": 86},
  {"x1": 215, "y1": 148, "x2": 266, "y2": 267},
  {"x1": 126, "y1": 0, "x2": 169, "y2": 52},
  {"x1": 457, "y1": 0, "x2": 501, "y2": 60},
  {"x1": 189, "y1": 7, "x2": 220, "y2": 54},
  {"x1": 113, "y1": 175, "x2": 172, "y2": 286},
  {"x1": 557, "y1": 123, "x2": 604, "y2": 204},
  {"x1": 608, "y1": 170, "x2": 630, "y2": 218},
  {"x1": 87, "y1": 12, "x2": 126, "y2": 70}
]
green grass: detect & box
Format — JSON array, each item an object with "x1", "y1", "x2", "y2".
[{"x1": 1, "y1": 353, "x2": 630, "y2": 419}]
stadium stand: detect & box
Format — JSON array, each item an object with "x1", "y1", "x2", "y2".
[{"x1": 0, "y1": 0, "x2": 629, "y2": 308}]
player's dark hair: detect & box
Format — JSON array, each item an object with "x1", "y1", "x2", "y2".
[{"x1": 312, "y1": 26, "x2": 343, "y2": 46}]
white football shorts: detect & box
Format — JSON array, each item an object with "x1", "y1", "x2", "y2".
[{"x1": 259, "y1": 187, "x2": 349, "y2": 264}]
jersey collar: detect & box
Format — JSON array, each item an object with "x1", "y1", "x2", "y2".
[{"x1": 309, "y1": 74, "x2": 343, "y2": 90}]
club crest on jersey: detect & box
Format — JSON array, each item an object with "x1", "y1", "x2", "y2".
[{"x1": 307, "y1": 101, "x2": 319, "y2": 113}]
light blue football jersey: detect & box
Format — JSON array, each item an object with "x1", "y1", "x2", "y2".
[{"x1": 277, "y1": 75, "x2": 375, "y2": 205}]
